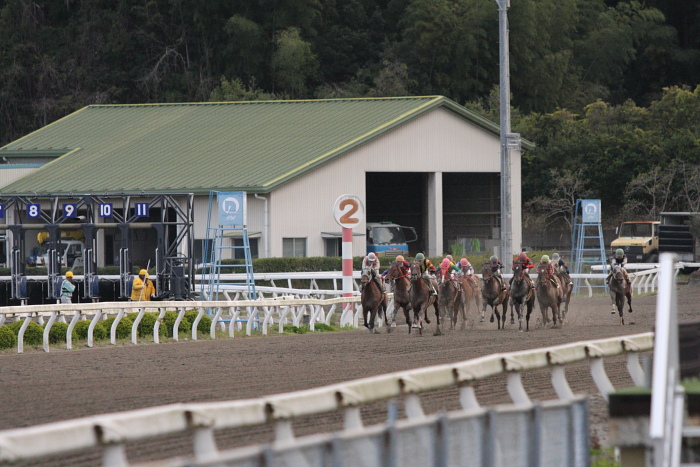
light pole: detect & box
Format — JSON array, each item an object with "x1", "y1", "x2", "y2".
[{"x1": 496, "y1": 0, "x2": 520, "y2": 262}]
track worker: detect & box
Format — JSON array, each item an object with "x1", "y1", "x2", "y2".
[
  {"x1": 60, "y1": 271, "x2": 76, "y2": 304},
  {"x1": 131, "y1": 269, "x2": 156, "y2": 301}
]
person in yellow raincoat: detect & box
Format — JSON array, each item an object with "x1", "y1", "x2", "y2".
[{"x1": 131, "y1": 269, "x2": 156, "y2": 301}]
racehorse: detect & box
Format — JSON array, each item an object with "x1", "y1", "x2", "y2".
[
  {"x1": 409, "y1": 261, "x2": 441, "y2": 336},
  {"x1": 509, "y1": 263, "x2": 535, "y2": 331},
  {"x1": 384, "y1": 261, "x2": 413, "y2": 333},
  {"x1": 556, "y1": 268, "x2": 573, "y2": 318},
  {"x1": 480, "y1": 262, "x2": 510, "y2": 330},
  {"x1": 460, "y1": 273, "x2": 481, "y2": 327},
  {"x1": 608, "y1": 264, "x2": 633, "y2": 325},
  {"x1": 360, "y1": 269, "x2": 388, "y2": 333},
  {"x1": 535, "y1": 263, "x2": 564, "y2": 328},
  {"x1": 439, "y1": 271, "x2": 464, "y2": 331}
]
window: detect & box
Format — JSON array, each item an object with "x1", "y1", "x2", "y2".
[
  {"x1": 324, "y1": 238, "x2": 341, "y2": 256},
  {"x1": 283, "y1": 238, "x2": 307, "y2": 257},
  {"x1": 233, "y1": 238, "x2": 259, "y2": 259}
]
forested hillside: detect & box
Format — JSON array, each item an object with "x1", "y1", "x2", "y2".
[{"x1": 1, "y1": 0, "x2": 699, "y2": 220}]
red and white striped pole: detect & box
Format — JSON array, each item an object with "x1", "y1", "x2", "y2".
[
  {"x1": 333, "y1": 195, "x2": 365, "y2": 319},
  {"x1": 342, "y1": 227, "x2": 353, "y2": 308}
]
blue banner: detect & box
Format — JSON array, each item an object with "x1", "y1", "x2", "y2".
[
  {"x1": 218, "y1": 192, "x2": 246, "y2": 226},
  {"x1": 581, "y1": 199, "x2": 601, "y2": 223}
]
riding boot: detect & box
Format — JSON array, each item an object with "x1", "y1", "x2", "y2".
[{"x1": 499, "y1": 276, "x2": 506, "y2": 291}]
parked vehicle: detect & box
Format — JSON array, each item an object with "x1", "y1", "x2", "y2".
[
  {"x1": 610, "y1": 221, "x2": 659, "y2": 263},
  {"x1": 28, "y1": 231, "x2": 85, "y2": 269},
  {"x1": 658, "y1": 212, "x2": 699, "y2": 262},
  {"x1": 366, "y1": 222, "x2": 417, "y2": 258}
]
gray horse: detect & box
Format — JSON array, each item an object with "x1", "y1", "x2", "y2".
[{"x1": 439, "y1": 272, "x2": 464, "y2": 331}]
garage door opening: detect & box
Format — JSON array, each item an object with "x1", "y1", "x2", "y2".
[{"x1": 366, "y1": 172, "x2": 426, "y2": 256}]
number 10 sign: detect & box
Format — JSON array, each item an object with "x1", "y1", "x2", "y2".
[{"x1": 333, "y1": 194, "x2": 364, "y2": 229}]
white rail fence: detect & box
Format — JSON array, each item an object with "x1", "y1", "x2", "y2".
[{"x1": 0, "y1": 332, "x2": 653, "y2": 466}]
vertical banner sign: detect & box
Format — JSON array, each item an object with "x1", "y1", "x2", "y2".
[
  {"x1": 582, "y1": 199, "x2": 601, "y2": 223},
  {"x1": 217, "y1": 192, "x2": 246, "y2": 226},
  {"x1": 333, "y1": 194, "x2": 365, "y2": 313}
]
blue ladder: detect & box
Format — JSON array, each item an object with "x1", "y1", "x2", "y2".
[{"x1": 570, "y1": 200, "x2": 608, "y2": 294}]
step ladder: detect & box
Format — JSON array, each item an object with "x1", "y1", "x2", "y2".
[
  {"x1": 570, "y1": 199, "x2": 608, "y2": 294},
  {"x1": 200, "y1": 191, "x2": 257, "y2": 304}
]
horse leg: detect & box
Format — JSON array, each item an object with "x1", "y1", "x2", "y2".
[
  {"x1": 481, "y1": 300, "x2": 487, "y2": 323},
  {"x1": 517, "y1": 302, "x2": 523, "y2": 332},
  {"x1": 526, "y1": 300, "x2": 533, "y2": 332},
  {"x1": 502, "y1": 300, "x2": 508, "y2": 330},
  {"x1": 618, "y1": 296, "x2": 625, "y2": 325},
  {"x1": 433, "y1": 299, "x2": 442, "y2": 336},
  {"x1": 627, "y1": 291, "x2": 633, "y2": 314},
  {"x1": 609, "y1": 290, "x2": 617, "y2": 314}
]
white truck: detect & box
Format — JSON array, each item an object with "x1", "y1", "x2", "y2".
[{"x1": 29, "y1": 231, "x2": 85, "y2": 269}]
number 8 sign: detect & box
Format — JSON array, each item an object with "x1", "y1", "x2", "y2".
[{"x1": 333, "y1": 194, "x2": 364, "y2": 229}]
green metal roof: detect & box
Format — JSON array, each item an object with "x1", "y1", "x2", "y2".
[{"x1": 0, "y1": 96, "x2": 532, "y2": 195}]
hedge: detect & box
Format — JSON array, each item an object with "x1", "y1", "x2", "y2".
[
  {"x1": 101, "y1": 315, "x2": 134, "y2": 340},
  {"x1": 135, "y1": 312, "x2": 167, "y2": 338},
  {"x1": 48, "y1": 322, "x2": 78, "y2": 344},
  {"x1": 0, "y1": 326, "x2": 16, "y2": 349},
  {"x1": 73, "y1": 320, "x2": 108, "y2": 341},
  {"x1": 184, "y1": 310, "x2": 213, "y2": 334},
  {"x1": 162, "y1": 311, "x2": 192, "y2": 337},
  {"x1": 8, "y1": 320, "x2": 44, "y2": 346}
]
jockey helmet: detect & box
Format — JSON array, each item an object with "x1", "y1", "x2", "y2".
[
  {"x1": 446, "y1": 254, "x2": 453, "y2": 262},
  {"x1": 615, "y1": 248, "x2": 624, "y2": 258},
  {"x1": 441, "y1": 258, "x2": 450, "y2": 267},
  {"x1": 367, "y1": 252, "x2": 377, "y2": 261},
  {"x1": 139, "y1": 269, "x2": 148, "y2": 276},
  {"x1": 490, "y1": 255, "x2": 498, "y2": 263},
  {"x1": 396, "y1": 255, "x2": 404, "y2": 262},
  {"x1": 552, "y1": 253, "x2": 560, "y2": 261},
  {"x1": 460, "y1": 258, "x2": 469, "y2": 267},
  {"x1": 541, "y1": 255, "x2": 550, "y2": 263},
  {"x1": 65, "y1": 271, "x2": 73, "y2": 278},
  {"x1": 415, "y1": 253, "x2": 425, "y2": 261},
  {"x1": 517, "y1": 252, "x2": 528, "y2": 261}
]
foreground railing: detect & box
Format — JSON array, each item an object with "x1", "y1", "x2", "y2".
[{"x1": 0, "y1": 332, "x2": 653, "y2": 466}]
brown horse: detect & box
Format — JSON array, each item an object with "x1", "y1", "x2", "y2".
[
  {"x1": 461, "y1": 273, "x2": 481, "y2": 326},
  {"x1": 360, "y1": 269, "x2": 388, "y2": 333},
  {"x1": 509, "y1": 263, "x2": 535, "y2": 331},
  {"x1": 556, "y1": 267, "x2": 573, "y2": 318},
  {"x1": 384, "y1": 261, "x2": 413, "y2": 333},
  {"x1": 409, "y1": 261, "x2": 441, "y2": 336},
  {"x1": 439, "y1": 272, "x2": 464, "y2": 331},
  {"x1": 535, "y1": 263, "x2": 564, "y2": 328},
  {"x1": 608, "y1": 264, "x2": 633, "y2": 325},
  {"x1": 480, "y1": 263, "x2": 510, "y2": 330}
]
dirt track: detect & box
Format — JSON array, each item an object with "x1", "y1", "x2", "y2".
[{"x1": 2, "y1": 284, "x2": 699, "y2": 465}]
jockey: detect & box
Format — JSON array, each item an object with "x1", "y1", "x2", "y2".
[
  {"x1": 608, "y1": 248, "x2": 631, "y2": 285},
  {"x1": 511, "y1": 250, "x2": 535, "y2": 289},
  {"x1": 440, "y1": 257, "x2": 462, "y2": 279},
  {"x1": 361, "y1": 252, "x2": 385, "y2": 294},
  {"x1": 538, "y1": 255, "x2": 560, "y2": 288},
  {"x1": 457, "y1": 258, "x2": 478, "y2": 289},
  {"x1": 415, "y1": 252, "x2": 438, "y2": 296},
  {"x1": 457, "y1": 257, "x2": 474, "y2": 276},
  {"x1": 384, "y1": 254, "x2": 410, "y2": 279},
  {"x1": 489, "y1": 255, "x2": 507, "y2": 291},
  {"x1": 551, "y1": 252, "x2": 573, "y2": 286}
]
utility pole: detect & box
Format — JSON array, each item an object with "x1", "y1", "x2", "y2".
[{"x1": 496, "y1": 0, "x2": 520, "y2": 262}]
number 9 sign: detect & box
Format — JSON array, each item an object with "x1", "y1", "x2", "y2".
[{"x1": 333, "y1": 194, "x2": 364, "y2": 229}]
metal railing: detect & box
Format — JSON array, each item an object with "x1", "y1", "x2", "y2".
[{"x1": 0, "y1": 332, "x2": 653, "y2": 466}]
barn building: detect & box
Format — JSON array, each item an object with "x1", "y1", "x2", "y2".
[{"x1": 0, "y1": 96, "x2": 530, "y2": 267}]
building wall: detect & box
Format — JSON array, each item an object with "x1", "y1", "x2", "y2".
[
  {"x1": 268, "y1": 107, "x2": 514, "y2": 257},
  {"x1": 0, "y1": 167, "x2": 41, "y2": 189}
]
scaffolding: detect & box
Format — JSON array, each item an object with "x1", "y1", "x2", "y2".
[
  {"x1": 200, "y1": 191, "x2": 256, "y2": 302},
  {"x1": 570, "y1": 199, "x2": 608, "y2": 294}
]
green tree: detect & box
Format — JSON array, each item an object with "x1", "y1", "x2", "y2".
[{"x1": 271, "y1": 27, "x2": 319, "y2": 97}]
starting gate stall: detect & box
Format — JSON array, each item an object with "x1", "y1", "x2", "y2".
[{"x1": 0, "y1": 193, "x2": 195, "y2": 303}]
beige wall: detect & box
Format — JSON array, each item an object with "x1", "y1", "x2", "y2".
[{"x1": 268, "y1": 107, "x2": 518, "y2": 257}]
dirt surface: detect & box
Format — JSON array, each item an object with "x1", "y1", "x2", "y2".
[{"x1": 1, "y1": 284, "x2": 699, "y2": 465}]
